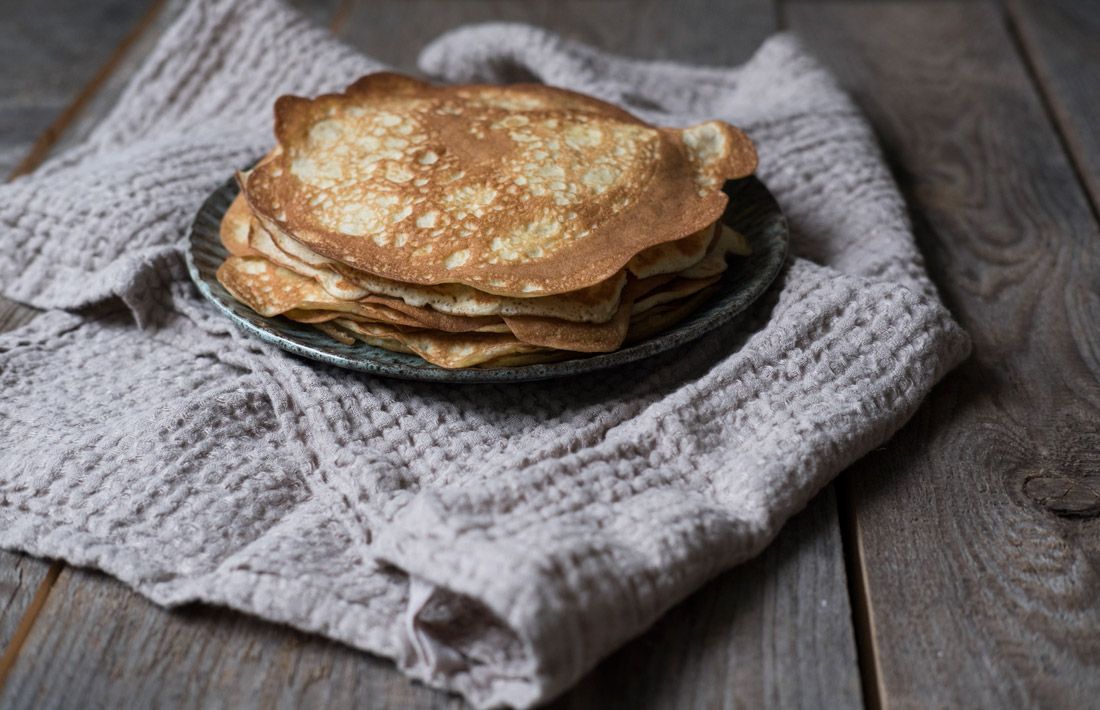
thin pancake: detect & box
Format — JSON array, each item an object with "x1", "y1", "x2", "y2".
[
  {"x1": 220, "y1": 194, "x2": 259, "y2": 257},
  {"x1": 217, "y1": 255, "x2": 434, "y2": 328},
  {"x1": 626, "y1": 283, "x2": 725, "y2": 343},
  {"x1": 314, "y1": 321, "x2": 357, "y2": 345},
  {"x1": 283, "y1": 309, "x2": 344, "y2": 323},
  {"x1": 226, "y1": 220, "x2": 738, "y2": 351},
  {"x1": 680, "y1": 224, "x2": 750, "y2": 279},
  {"x1": 248, "y1": 220, "x2": 507, "y2": 331},
  {"x1": 243, "y1": 196, "x2": 718, "y2": 322},
  {"x1": 254, "y1": 210, "x2": 630, "y2": 322},
  {"x1": 333, "y1": 318, "x2": 545, "y2": 368},
  {"x1": 626, "y1": 222, "x2": 718, "y2": 279},
  {"x1": 633, "y1": 274, "x2": 723, "y2": 314},
  {"x1": 476, "y1": 281, "x2": 725, "y2": 368},
  {"x1": 244, "y1": 72, "x2": 756, "y2": 296},
  {"x1": 502, "y1": 280, "x2": 640, "y2": 352}
]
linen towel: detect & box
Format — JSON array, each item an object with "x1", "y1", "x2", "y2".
[{"x1": 0, "y1": 1, "x2": 970, "y2": 706}]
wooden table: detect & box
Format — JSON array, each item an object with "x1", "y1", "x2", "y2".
[{"x1": 1, "y1": 1, "x2": 1097, "y2": 706}]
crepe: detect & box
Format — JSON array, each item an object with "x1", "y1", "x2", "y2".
[
  {"x1": 217, "y1": 72, "x2": 759, "y2": 368},
  {"x1": 217, "y1": 244, "x2": 732, "y2": 359},
  {"x1": 219, "y1": 192, "x2": 259, "y2": 257},
  {"x1": 324, "y1": 280, "x2": 729, "y2": 369},
  {"x1": 217, "y1": 214, "x2": 750, "y2": 365},
  {"x1": 216, "y1": 256, "x2": 437, "y2": 327},
  {"x1": 230, "y1": 190, "x2": 721, "y2": 323},
  {"x1": 333, "y1": 318, "x2": 545, "y2": 368},
  {"x1": 242, "y1": 73, "x2": 756, "y2": 296}
]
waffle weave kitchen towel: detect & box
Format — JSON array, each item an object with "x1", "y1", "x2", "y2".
[{"x1": 0, "y1": 1, "x2": 970, "y2": 706}]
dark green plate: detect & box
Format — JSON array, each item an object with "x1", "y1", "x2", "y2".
[{"x1": 186, "y1": 175, "x2": 788, "y2": 383}]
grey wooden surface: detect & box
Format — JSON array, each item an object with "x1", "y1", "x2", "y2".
[
  {"x1": 0, "y1": 0, "x2": 161, "y2": 177},
  {"x1": 341, "y1": 0, "x2": 777, "y2": 73},
  {"x1": 1, "y1": 0, "x2": 1098, "y2": 707},
  {"x1": 788, "y1": 0, "x2": 1100, "y2": 706},
  {"x1": 1007, "y1": 0, "x2": 1100, "y2": 214}
]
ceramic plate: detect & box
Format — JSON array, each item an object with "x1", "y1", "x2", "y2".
[{"x1": 186, "y1": 175, "x2": 788, "y2": 383}]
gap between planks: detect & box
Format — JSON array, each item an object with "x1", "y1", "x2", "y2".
[
  {"x1": 773, "y1": 3, "x2": 882, "y2": 707},
  {"x1": 1001, "y1": 2, "x2": 1100, "y2": 227},
  {"x1": 5, "y1": 0, "x2": 168, "y2": 181},
  {"x1": 835, "y1": 473, "x2": 884, "y2": 710},
  {"x1": 0, "y1": 562, "x2": 61, "y2": 689}
]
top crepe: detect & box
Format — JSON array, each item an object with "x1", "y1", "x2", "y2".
[{"x1": 243, "y1": 73, "x2": 757, "y2": 298}]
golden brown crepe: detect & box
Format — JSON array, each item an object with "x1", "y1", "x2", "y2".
[
  {"x1": 216, "y1": 72, "x2": 758, "y2": 368},
  {"x1": 242, "y1": 73, "x2": 755, "y2": 296}
]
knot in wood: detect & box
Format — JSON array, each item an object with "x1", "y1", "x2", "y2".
[{"x1": 1022, "y1": 471, "x2": 1100, "y2": 518}]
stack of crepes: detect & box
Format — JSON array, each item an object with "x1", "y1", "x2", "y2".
[{"x1": 217, "y1": 73, "x2": 759, "y2": 368}]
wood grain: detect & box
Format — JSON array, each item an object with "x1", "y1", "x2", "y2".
[
  {"x1": 787, "y1": 1, "x2": 1100, "y2": 706},
  {"x1": 48, "y1": 0, "x2": 349, "y2": 158},
  {"x1": 1007, "y1": 0, "x2": 1100, "y2": 216},
  {"x1": 0, "y1": 558, "x2": 55, "y2": 665},
  {"x1": 45, "y1": 0, "x2": 185, "y2": 160},
  {"x1": 0, "y1": 0, "x2": 163, "y2": 178},
  {"x1": 341, "y1": 0, "x2": 777, "y2": 74},
  {"x1": 0, "y1": 565, "x2": 466, "y2": 710}
]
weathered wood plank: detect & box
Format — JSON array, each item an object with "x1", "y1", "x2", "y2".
[
  {"x1": 0, "y1": 565, "x2": 465, "y2": 709},
  {"x1": 340, "y1": 0, "x2": 777, "y2": 74},
  {"x1": 0, "y1": 557, "x2": 55, "y2": 670},
  {"x1": 1007, "y1": 0, "x2": 1100, "y2": 215},
  {"x1": 0, "y1": 0, "x2": 165, "y2": 179},
  {"x1": 50, "y1": 0, "x2": 348, "y2": 158},
  {"x1": 787, "y1": 1, "x2": 1100, "y2": 706},
  {"x1": 45, "y1": 0, "x2": 185, "y2": 160}
]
